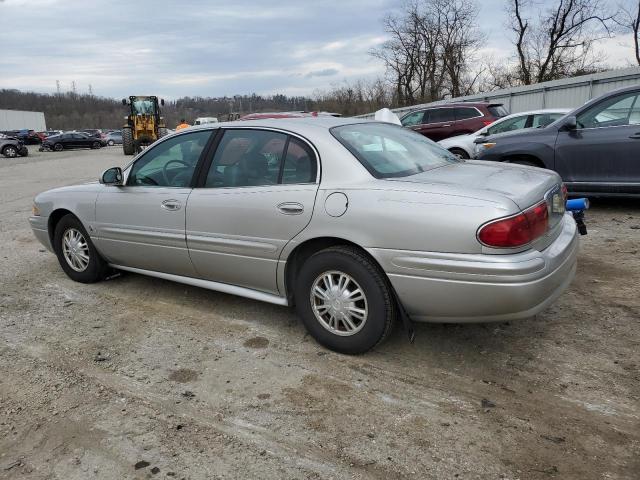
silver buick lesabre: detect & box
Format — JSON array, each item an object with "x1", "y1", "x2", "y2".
[{"x1": 30, "y1": 118, "x2": 578, "y2": 353}]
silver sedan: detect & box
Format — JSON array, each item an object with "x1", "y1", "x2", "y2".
[{"x1": 29, "y1": 118, "x2": 578, "y2": 353}]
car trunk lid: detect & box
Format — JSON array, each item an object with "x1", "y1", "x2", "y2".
[{"x1": 386, "y1": 160, "x2": 566, "y2": 249}]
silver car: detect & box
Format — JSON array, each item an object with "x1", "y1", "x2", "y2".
[{"x1": 29, "y1": 118, "x2": 578, "y2": 353}]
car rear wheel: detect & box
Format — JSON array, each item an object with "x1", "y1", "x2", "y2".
[
  {"x1": 107, "y1": 140, "x2": 115, "y2": 146},
  {"x1": 2, "y1": 145, "x2": 18, "y2": 158},
  {"x1": 53, "y1": 214, "x2": 108, "y2": 283},
  {"x1": 294, "y1": 246, "x2": 396, "y2": 354},
  {"x1": 91, "y1": 141, "x2": 101, "y2": 149},
  {"x1": 449, "y1": 148, "x2": 470, "y2": 159},
  {"x1": 53, "y1": 143, "x2": 63, "y2": 152}
]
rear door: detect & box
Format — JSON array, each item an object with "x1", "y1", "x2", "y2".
[
  {"x1": 554, "y1": 90, "x2": 640, "y2": 193},
  {"x1": 93, "y1": 129, "x2": 213, "y2": 276},
  {"x1": 186, "y1": 128, "x2": 319, "y2": 295},
  {"x1": 415, "y1": 108, "x2": 457, "y2": 141},
  {"x1": 454, "y1": 107, "x2": 484, "y2": 134}
]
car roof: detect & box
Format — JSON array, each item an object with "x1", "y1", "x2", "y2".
[{"x1": 185, "y1": 116, "x2": 372, "y2": 134}]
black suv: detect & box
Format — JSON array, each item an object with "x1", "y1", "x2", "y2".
[{"x1": 476, "y1": 85, "x2": 640, "y2": 196}]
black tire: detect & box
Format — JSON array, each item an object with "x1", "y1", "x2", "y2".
[
  {"x1": 294, "y1": 246, "x2": 396, "y2": 354},
  {"x1": 449, "y1": 148, "x2": 470, "y2": 159},
  {"x1": 122, "y1": 127, "x2": 135, "y2": 155},
  {"x1": 53, "y1": 143, "x2": 64, "y2": 152},
  {"x1": 2, "y1": 145, "x2": 18, "y2": 158},
  {"x1": 18, "y1": 147, "x2": 28, "y2": 157},
  {"x1": 91, "y1": 141, "x2": 101, "y2": 149},
  {"x1": 53, "y1": 214, "x2": 108, "y2": 283},
  {"x1": 107, "y1": 140, "x2": 115, "y2": 146}
]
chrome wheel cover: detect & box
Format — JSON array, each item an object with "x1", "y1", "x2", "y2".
[
  {"x1": 62, "y1": 228, "x2": 90, "y2": 272},
  {"x1": 310, "y1": 270, "x2": 368, "y2": 336}
]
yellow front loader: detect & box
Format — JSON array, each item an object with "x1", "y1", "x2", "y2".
[{"x1": 121, "y1": 95, "x2": 168, "y2": 155}]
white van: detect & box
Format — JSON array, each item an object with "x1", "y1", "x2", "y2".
[{"x1": 193, "y1": 117, "x2": 219, "y2": 126}]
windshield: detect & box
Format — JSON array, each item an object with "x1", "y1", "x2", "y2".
[
  {"x1": 331, "y1": 123, "x2": 460, "y2": 178},
  {"x1": 132, "y1": 97, "x2": 156, "y2": 115}
]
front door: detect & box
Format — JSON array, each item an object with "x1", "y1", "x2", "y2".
[
  {"x1": 555, "y1": 90, "x2": 640, "y2": 194},
  {"x1": 92, "y1": 129, "x2": 213, "y2": 276},
  {"x1": 186, "y1": 128, "x2": 319, "y2": 295}
]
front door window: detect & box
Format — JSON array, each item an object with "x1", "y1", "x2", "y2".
[{"x1": 127, "y1": 130, "x2": 211, "y2": 187}]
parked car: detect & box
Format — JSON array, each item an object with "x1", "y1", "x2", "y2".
[
  {"x1": 4, "y1": 129, "x2": 42, "y2": 144},
  {"x1": 104, "y1": 130, "x2": 122, "y2": 146},
  {"x1": 194, "y1": 117, "x2": 219, "y2": 125},
  {"x1": 41, "y1": 132, "x2": 105, "y2": 151},
  {"x1": 36, "y1": 130, "x2": 64, "y2": 142},
  {"x1": 0, "y1": 134, "x2": 29, "y2": 158},
  {"x1": 438, "y1": 109, "x2": 570, "y2": 159},
  {"x1": 29, "y1": 118, "x2": 578, "y2": 354},
  {"x1": 400, "y1": 102, "x2": 509, "y2": 141},
  {"x1": 476, "y1": 86, "x2": 640, "y2": 196},
  {"x1": 79, "y1": 129, "x2": 103, "y2": 139}
]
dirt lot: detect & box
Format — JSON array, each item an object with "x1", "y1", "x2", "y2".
[{"x1": 0, "y1": 146, "x2": 638, "y2": 480}]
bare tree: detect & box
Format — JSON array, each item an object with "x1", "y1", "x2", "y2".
[
  {"x1": 509, "y1": 0, "x2": 613, "y2": 85},
  {"x1": 614, "y1": 1, "x2": 640, "y2": 65},
  {"x1": 371, "y1": 0, "x2": 483, "y2": 106}
]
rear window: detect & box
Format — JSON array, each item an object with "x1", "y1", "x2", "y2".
[
  {"x1": 331, "y1": 123, "x2": 459, "y2": 179},
  {"x1": 487, "y1": 105, "x2": 509, "y2": 118}
]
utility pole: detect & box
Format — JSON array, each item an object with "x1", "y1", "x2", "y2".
[
  {"x1": 56, "y1": 80, "x2": 61, "y2": 96},
  {"x1": 71, "y1": 81, "x2": 77, "y2": 96},
  {"x1": 88, "y1": 84, "x2": 93, "y2": 96}
]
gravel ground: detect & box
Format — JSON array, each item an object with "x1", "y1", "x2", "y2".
[{"x1": 1, "y1": 146, "x2": 638, "y2": 479}]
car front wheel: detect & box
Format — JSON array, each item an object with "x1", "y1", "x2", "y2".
[
  {"x1": 294, "y1": 246, "x2": 396, "y2": 354},
  {"x1": 53, "y1": 214, "x2": 108, "y2": 283},
  {"x1": 53, "y1": 143, "x2": 63, "y2": 152},
  {"x1": 2, "y1": 145, "x2": 18, "y2": 158}
]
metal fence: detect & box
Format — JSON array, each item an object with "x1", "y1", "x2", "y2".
[
  {"x1": 0, "y1": 109, "x2": 47, "y2": 131},
  {"x1": 356, "y1": 66, "x2": 640, "y2": 119}
]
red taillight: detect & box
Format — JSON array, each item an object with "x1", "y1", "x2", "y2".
[
  {"x1": 482, "y1": 120, "x2": 494, "y2": 126},
  {"x1": 478, "y1": 201, "x2": 549, "y2": 248}
]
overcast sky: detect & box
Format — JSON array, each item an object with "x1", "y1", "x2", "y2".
[{"x1": 0, "y1": 0, "x2": 637, "y2": 99}]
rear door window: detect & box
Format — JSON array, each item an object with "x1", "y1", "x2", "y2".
[
  {"x1": 455, "y1": 107, "x2": 481, "y2": 120},
  {"x1": 425, "y1": 108, "x2": 455, "y2": 124}
]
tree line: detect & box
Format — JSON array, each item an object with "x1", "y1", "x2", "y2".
[{"x1": 1, "y1": 0, "x2": 639, "y2": 127}]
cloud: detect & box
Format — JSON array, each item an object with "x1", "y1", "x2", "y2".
[
  {"x1": 0, "y1": 0, "x2": 636, "y2": 99},
  {"x1": 305, "y1": 68, "x2": 339, "y2": 78}
]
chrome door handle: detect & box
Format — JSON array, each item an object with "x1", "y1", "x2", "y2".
[
  {"x1": 161, "y1": 199, "x2": 182, "y2": 211},
  {"x1": 277, "y1": 202, "x2": 304, "y2": 215}
]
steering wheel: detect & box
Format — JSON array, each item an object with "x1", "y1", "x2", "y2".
[{"x1": 162, "y1": 159, "x2": 191, "y2": 186}]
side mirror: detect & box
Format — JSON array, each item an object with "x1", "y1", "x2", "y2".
[
  {"x1": 100, "y1": 167, "x2": 123, "y2": 185},
  {"x1": 160, "y1": 98, "x2": 165, "y2": 106},
  {"x1": 562, "y1": 115, "x2": 577, "y2": 130}
]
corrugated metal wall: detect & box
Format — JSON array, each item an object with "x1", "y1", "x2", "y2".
[
  {"x1": 0, "y1": 110, "x2": 47, "y2": 131},
  {"x1": 356, "y1": 67, "x2": 640, "y2": 119}
]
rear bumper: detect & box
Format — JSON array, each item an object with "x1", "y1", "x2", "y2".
[
  {"x1": 29, "y1": 215, "x2": 53, "y2": 252},
  {"x1": 368, "y1": 213, "x2": 579, "y2": 323}
]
